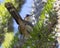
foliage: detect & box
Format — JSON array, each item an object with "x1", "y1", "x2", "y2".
[
  {"x1": 2, "y1": 32, "x2": 14, "y2": 48},
  {"x1": 23, "y1": 0, "x2": 57, "y2": 48},
  {"x1": 0, "y1": 0, "x2": 57, "y2": 48}
]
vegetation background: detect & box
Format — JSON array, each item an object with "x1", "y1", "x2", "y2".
[{"x1": 0, "y1": 0, "x2": 57, "y2": 48}]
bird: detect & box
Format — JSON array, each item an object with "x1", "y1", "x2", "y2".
[{"x1": 5, "y1": 2, "x2": 33, "y2": 38}]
